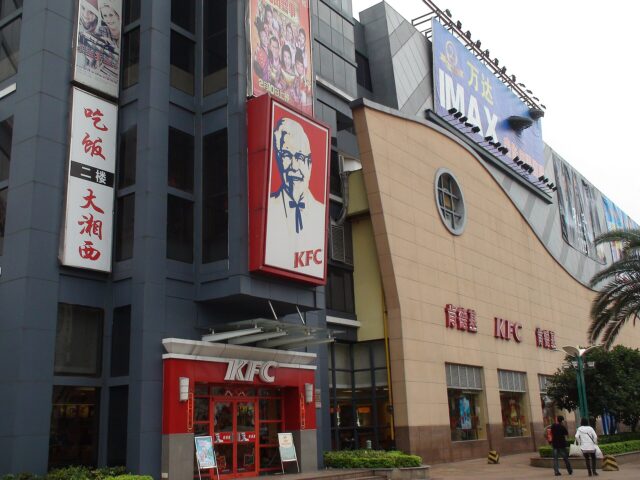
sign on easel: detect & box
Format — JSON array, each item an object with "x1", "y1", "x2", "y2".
[
  {"x1": 278, "y1": 432, "x2": 299, "y2": 474},
  {"x1": 195, "y1": 436, "x2": 220, "y2": 480}
]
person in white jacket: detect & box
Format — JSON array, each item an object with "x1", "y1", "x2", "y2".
[{"x1": 575, "y1": 417, "x2": 598, "y2": 476}]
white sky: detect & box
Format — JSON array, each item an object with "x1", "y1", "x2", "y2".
[{"x1": 351, "y1": 0, "x2": 639, "y2": 224}]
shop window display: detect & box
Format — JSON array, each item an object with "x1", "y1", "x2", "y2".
[
  {"x1": 447, "y1": 389, "x2": 486, "y2": 441},
  {"x1": 500, "y1": 392, "x2": 530, "y2": 437}
]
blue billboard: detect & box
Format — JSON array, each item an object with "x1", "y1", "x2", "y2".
[{"x1": 432, "y1": 20, "x2": 545, "y2": 179}]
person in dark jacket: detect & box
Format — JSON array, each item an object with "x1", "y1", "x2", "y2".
[{"x1": 551, "y1": 416, "x2": 573, "y2": 476}]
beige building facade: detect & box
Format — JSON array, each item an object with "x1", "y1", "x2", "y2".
[{"x1": 346, "y1": 100, "x2": 640, "y2": 463}]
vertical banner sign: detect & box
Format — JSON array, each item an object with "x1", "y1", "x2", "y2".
[
  {"x1": 248, "y1": 95, "x2": 330, "y2": 285},
  {"x1": 248, "y1": 0, "x2": 313, "y2": 115},
  {"x1": 431, "y1": 20, "x2": 544, "y2": 180},
  {"x1": 73, "y1": 0, "x2": 123, "y2": 98},
  {"x1": 60, "y1": 87, "x2": 117, "y2": 272}
]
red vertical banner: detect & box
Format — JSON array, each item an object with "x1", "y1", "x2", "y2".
[
  {"x1": 248, "y1": 0, "x2": 313, "y2": 115},
  {"x1": 248, "y1": 95, "x2": 330, "y2": 285}
]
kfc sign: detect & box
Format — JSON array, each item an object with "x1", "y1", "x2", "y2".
[
  {"x1": 60, "y1": 88, "x2": 117, "y2": 272},
  {"x1": 494, "y1": 317, "x2": 522, "y2": 343},
  {"x1": 224, "y1": 359, "x2": 277, "y2": 383},
  {"x1": 444, "y1": 304, "x2": 477, "y2": 333},
  {"x1": 248, "y1": 94, "x2": 330, "y2": 285}
]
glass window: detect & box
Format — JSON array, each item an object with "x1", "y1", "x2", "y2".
[
  {"x1": 49, "y1": 386, "x2": 100, "y2": 468},
  {"x1": 202, "y1": 128, "x2": 228, "y2": 262},
  {"x1": 168, "y1": 127, "x2": 194, "y2": 193},
  {"x1": 330, "y1": 150, "x2": 341, "y2": 197},
  {"x1": 123, "y1": 0, "x2": 140, "y2": 25},
  {"x1": 500, "y1": 392, "x2": 530, "y2": 437},
  {"x1": 447, "y1": 389, "x2": 486, "y2": 441},
  {"x1": 0, "y1": 116, "x2": 12, "y2": 182},
  {"x1": 356, "y1": 51, "x2": 372, "y2": 91},
  {"x1": 167, "y1": 194, "x2": 193, "y2": 263},
  {"x1": 326, "y1": 266, "x2": 354, "y2": 314},
  {"x1": 0, "y1": 17, "x2": 20, "y2": 83},
  {"x1": 121, "y1": 27, "x2": 139, "y2": 89},
  {"x1": 0, "y1": 187, "x2": 6, "y2": 255},
  {"x1": 110, "y1": 306, "x2": 130, "y2": 377},
  {"x1": 107, "y1": 385, "x2": 128, "y2": 466},
  {"x1": 170, "y1": 31, "x2": 195, "y2": 95},
  {"x1": 435, "y1": 169, "x2": 466, "y2": 235},
  {"x1": 171, "y1": 0, "x2": 195, "y2": 33},
  {"x1": 0, "y1": 0, "x2": 22, "y2": 21},
  {"x1": 118, "y1": 126, "x2": 136, "y2": 188},
  {"x1": 54, "y1": 304, "x2": 103, "y2": 376},
  {"x1": 115, "y1": 194, "x2": 134, "y2": 261},
  {"x1": 203, "y1": 0, "x2": 227, "y2": 95},
  {"x1": 539, "y1": 374, "x2": 559, "y2": 428}
]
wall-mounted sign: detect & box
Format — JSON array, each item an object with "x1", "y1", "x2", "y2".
[
  {"x1": 73, "y1": 0, "x2": 122, "y2": 98},
  {"x1": 248, "y1": 94, "x2": 330, "y2": 285},
  {"x1": 224, "y1": 359, "x2": 277, "y2": 383},
  {"x1": 535, "y1": 328, "x2": 556, "y2": 350},
  {"x1": 432, "y1": 20, "x2": 544, "y2": 180},
  {"x1": 494, "y1": 317, "x2": 522, "y2": 343},
  {"x1": 60, "y1": 87, "x2": 117, "y2": 272},
  {"x1": 248, "y1": 0, "x2": 313, "y2": 115},
  {"x1": 444, "y1": 304, "x2": 477, "y2": 333}
]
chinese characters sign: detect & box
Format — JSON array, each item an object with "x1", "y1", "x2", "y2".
[
  {"x1": 444, "y1": 304, "x2": 477, "y2": 333},
  {"x1": 247, "y1": 94, "x2": 330, "y2": 285},
  {"x1": 60, "y1": 88, "x2": 117, "y2": 272},
  {"x1": 248, "y1": 0, "x2": 313, "y2": 115},
  {"x1": 432, "y1": 20, "x2": 544, "y2": 180},
  {"x1": 535, "y1": 328, "x2": 556, "y2": 350},
  {"x1": 73, "y1": 0, "x2": 123, "y2": 98}
]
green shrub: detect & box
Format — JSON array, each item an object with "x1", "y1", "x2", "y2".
[
  {"x1": 91, "y1": 468, "x2": 128, "y2": 480},
  {"x1": 102, "y1": 476, "x2": 152, "y2": 480},
  {"x1": 1, "y1": 474, "x2": 44, "y2": 480},
  {"x1": 46, "y1": 467, "x2": 92, "y2": 480},
  {"x1": 324, "y1": 449, "x2": 422, "y2": 468},
  {"x1": 539, "y1": 439, "x2": 640, "y2": 458}
]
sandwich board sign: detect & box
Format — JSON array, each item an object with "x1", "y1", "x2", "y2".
[
  {"x1": 278, "y1": 432, "x2": 299, "y2": 473},
  {"x1": 194, "y1": 436, "x2": 220, "y2": 480}
]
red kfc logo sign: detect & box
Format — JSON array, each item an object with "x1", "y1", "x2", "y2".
[
  {"x1": 494, "y1": 317, "x2": 523, "y2": 343},
  {"x1": 248, "y1": 95, "x2": 330, "y2": 285}
]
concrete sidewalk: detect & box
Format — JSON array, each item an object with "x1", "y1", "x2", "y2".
[{"x1": 429, "y1": 452, "x2": 640, "y2": 479}]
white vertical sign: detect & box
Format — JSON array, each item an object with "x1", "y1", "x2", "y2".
[
  {"x1": 73, "y1": 0, "x2": 123, "y2": 98},
  {"x1": 60, "y1": 87, "x2": 118, "y2": 272}
]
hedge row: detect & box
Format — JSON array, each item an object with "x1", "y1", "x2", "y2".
[
  {"x1": 539, "y1": 439, "x2": 640, "y2": 458},
  {"x1": 324, "y1": 450, "x2": 422, "y2": 468},
  {"x1": 1, "y1": 467, "x2": 152, "y2": 480}
]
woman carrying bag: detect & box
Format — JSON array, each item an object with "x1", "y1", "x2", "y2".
[{"x1": 575, "y1": 417, "x2": 599, "y2": 476}]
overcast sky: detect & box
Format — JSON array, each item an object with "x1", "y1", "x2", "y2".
[{"x1": 351, "y1": 0, "x2": 639, "y2": 224}]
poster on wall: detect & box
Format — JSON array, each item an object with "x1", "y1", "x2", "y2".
[
  {"x1": 248, "y1": 0, "x2": 313, "y2": 115},
  {"x1": 248, "y1": 95, "x2": 330, "y2": 285},
  {"x1": 73, "y1": 0, "x2": 123, "y2": 98},
  {"x1": 459, "y1": 397, "x2": 472, "y2": 430},
  {"x1": 59, "y1": 87, "x2": 117, "y2": 272},
  {"x1": 552, "y1": 153, "x2": 606, "y2": 263},
  {"x1": 431, "y1": 20, "x2": 545, "y2": 180}
]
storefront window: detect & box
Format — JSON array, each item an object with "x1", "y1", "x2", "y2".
[
  {"x1": 539, "y1": 374, "x2": 559, "y2": 428},
  {"x1": 498, "y1": 369, "x2": 530, "y2": 438},
  {"x1": 445, "y1": 364, "x2": 487, "y2": 441}
]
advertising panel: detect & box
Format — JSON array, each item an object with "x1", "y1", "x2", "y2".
[
  {"x1": 195, "y1": 436, "x2": 217, "y2": 469},
  {"x1": 73, "y1": 0, "x2": 122, "y2": 98},
  {"x1": 277, "y1": 432, "x2": 297, "y2": 462},
  {"x1": 432, "y1": 20, "x2": 544, "y2": 179},
  {"x1": 248, "y1": 0, "x2": 313, "y2": 115},
  {"x1": 60, "y1": 87, "x2": 117, "y2": 272},
  {"x1": 248, "y1": 94, "x2": 330, "y2": 285},
  {"x1": 552, "y1": 153, "x2": 605, "y2": 263},
  {"x1": 602, "y1": 195, "x2": 639, "y2": 261}
]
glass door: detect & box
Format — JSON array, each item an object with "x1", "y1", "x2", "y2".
[{"x1": 212, "y1": 399, "x2": 257, "y2": 478}]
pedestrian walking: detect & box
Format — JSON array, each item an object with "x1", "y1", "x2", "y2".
[
  {"x1": 550, "y1": 415, "x2": 573, "y2": 476},
  {"x1": 575, "y1": 417, "x2": 599, "y2": 476}
]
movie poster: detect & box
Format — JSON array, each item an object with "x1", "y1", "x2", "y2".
[
  {"x1": 248, "y1": 0, "x2": 313, "y2": 115},
  {"x1": 73, "y1": 0, "x2": 122, "y2": 98}
]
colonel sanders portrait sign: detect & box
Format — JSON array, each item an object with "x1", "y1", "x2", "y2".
[{"x1": 248, "y1": 95, "x2": 329, "y2": 284}]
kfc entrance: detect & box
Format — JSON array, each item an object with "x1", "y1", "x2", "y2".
[{"x1": 161, "y1": 339, "x2": 318, "y2": 480}]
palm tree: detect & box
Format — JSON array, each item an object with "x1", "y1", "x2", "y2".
[{"x1": 588, "y1": 229, "x2": 640, "y2": 349}]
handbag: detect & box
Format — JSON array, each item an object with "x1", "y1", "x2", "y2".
[
  {"x1": 569, "y1": 443, "x2": 582, "y2": 457},
  {"x1": 595, "y1": 445, "x2": 603, "y2": 459}
]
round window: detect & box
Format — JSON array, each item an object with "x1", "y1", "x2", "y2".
[{"x1": 434, "y1": 168, "x2": 466, "y2": 235}]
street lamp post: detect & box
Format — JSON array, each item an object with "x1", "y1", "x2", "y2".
[{"x1": 562, "y1": 345, "x2": 599, "y2": 421}]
